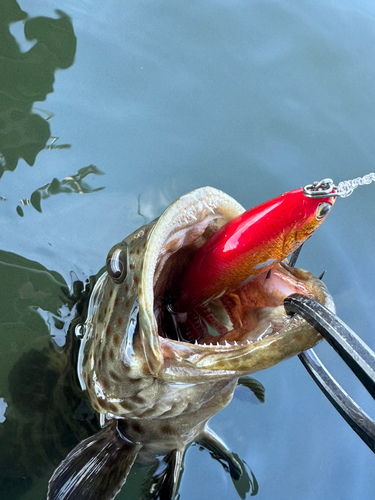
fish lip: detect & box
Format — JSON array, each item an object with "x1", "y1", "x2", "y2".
[{"x1": 138, "y1": 187, "x2": 334, "y2": 376}]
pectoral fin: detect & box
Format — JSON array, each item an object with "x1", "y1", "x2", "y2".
[
  {"x1": 48, "y1": 421, "x2": 141, "y2": 500},
  {"x1": 196, "y1": 427, "x2": 258, "y2": 498},
  {"x1": 196, "y1": 427, "x2": 242, "y2": 480},
  {"x1": 237, "y1": 376, "x2": 265, "y2": 403}
]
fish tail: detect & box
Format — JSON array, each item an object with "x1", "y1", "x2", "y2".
[{"x1": 47, "y1": 421, "x2": 141, "y2": 500}]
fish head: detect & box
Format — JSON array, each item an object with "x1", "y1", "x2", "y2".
[{"x1": 78, "y1": 187, "x2": 334, "y2": 419}]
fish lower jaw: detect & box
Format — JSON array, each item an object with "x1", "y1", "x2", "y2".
[{"x1": 158, "y1": 264, "x2": 333, "y2": 374}]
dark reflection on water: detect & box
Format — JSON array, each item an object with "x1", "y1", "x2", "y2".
[
  {"x1": 0, "y1": 1, "x2": 105, "y2": 217},
  {"x1": 0, "y1": 1, "x2": 76, "y2": 177},
  {"x1": 0, "y1": 250, "x2": 100, "y2": 499},
  {"x1": 17, "y1": 165, "x2": 104, "y2": 216}
]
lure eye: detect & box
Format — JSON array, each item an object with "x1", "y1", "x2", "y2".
[
  {"x1": 106, "y1": 245, "x2": 128, "y2": 284},
  {"x1": 316, "y1": 202, "x2": 332, "y2": 220}
]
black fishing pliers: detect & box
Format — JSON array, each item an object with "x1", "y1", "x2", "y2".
[
  {"x1": 284, "y1": 293, "x2": 375, "y2": 453},
  {"x1": 283, "y1": 177, "x2": 375, "y2": 452}
]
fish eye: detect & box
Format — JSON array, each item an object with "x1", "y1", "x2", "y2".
[
  {"x1": 106, "y1": 245, "x2": 128, "y2": 284},
  {"x1": 316, "y1": 202, "x2": 332, "y2": 220}
]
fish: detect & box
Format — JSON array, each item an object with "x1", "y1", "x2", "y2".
[{"x1": 47, "y1": 186, "x2": 335, "y2": 500}]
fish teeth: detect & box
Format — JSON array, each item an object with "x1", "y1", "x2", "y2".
[
  {"x1": 233, "y1": 341, "x2": 238, "y2": 346},
  {"x1": 246, "y1": 340, "x2": 250, "y2": 344},
  {"x1": 224, "y1": 340, "x2": 230, "y2": 347}
]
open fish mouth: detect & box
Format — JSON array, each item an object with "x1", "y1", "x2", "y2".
[
  {"x1": 163, "y1": 262, "x2": 330, "y2": 347},
  {"x1": 138, "y1": 187, "x2": 334, "y2": 375}
]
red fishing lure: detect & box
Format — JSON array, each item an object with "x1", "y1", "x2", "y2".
[{"x1": 177, "y1": 186, "x2": 335, "y2": 312}]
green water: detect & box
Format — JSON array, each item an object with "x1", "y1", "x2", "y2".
[{"x1": 1, "y1": 0, "x2": 375, "y2": 498}]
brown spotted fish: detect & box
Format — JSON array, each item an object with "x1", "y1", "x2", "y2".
[{"x1": 48, "y1": 187, "x2": 335, "y2": 500}]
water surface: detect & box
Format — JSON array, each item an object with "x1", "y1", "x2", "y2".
[{"x1": 1, "y1": 1, "x2": 375, "y2": 499}]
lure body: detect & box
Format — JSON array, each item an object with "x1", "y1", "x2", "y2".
[{"x1": 177, "y1": 187, "x2": 334, "y2": 312}]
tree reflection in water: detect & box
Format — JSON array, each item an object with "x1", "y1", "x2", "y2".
[
  {"x1": 0, "y1": 0, "x2": 76, "y2": 178},
  {"x1": 18, "y1": 165, "x2": 105, "y2": 216}
]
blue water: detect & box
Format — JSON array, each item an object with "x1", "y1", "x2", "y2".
[{"x1": 1, "y1": 0, "x2": 375, "y2": 498}]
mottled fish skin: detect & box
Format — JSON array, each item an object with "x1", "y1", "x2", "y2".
[
  {"x1": 50, "y1": 186, "x2": 335, "y2": 500},
  {"x1": 77, "y1": 223, "x2": 157, "y2": 419}
]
